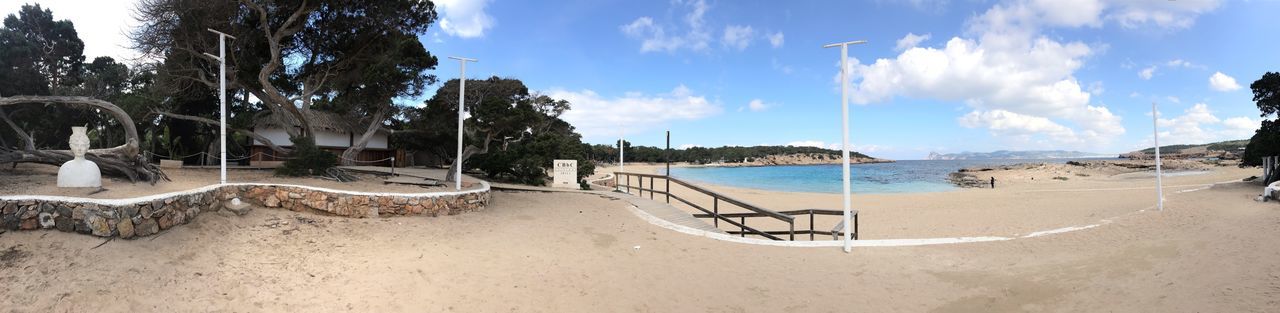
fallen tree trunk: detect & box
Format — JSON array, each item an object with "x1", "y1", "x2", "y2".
[{"x1": 0, "y1": 96, "x2": 168, "y2": 184}]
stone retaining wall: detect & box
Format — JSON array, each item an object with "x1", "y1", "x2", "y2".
[{"x1": 0, "y1": 183, "x2": 490, "y2": 239}]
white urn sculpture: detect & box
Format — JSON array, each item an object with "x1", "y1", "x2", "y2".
[{"x1": 57, "y1": 126, "x2": 103, "y2": 188}]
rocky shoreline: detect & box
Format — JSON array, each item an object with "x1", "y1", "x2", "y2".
[{"x1": 946, "y1": 159, "x2": 1218, "y2": 188}]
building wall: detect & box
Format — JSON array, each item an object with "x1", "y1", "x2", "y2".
[
  {"x1": 254, "y1": 128, "x2": 293, "y2": 147},
  {"x1": 252, "y1": 127, "x2": 387, "y2": 149},
  {"x1": 366, "y1": 133, "x2": 388, "y2": 149},
  {"x1": 314, "y1": 131, "x2": 350, "y2": 147}
]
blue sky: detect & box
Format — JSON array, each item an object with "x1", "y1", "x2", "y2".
[
  {"x1": 9, "y1": 0, "x2": 1278, "y2": 160},
  {"x1": 421, "y1": 0, "x2": 1279, "y2": 159}
]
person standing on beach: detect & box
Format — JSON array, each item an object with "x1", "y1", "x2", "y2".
[{"x1": 990, "y1": 177, "x2": 996, "y2": 189}]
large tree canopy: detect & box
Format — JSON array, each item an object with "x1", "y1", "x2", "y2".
[
  {"x1": 132, "y1": 0, "x2": 439, "y2": 167},
  {"x1": 1243, "y1": 72, "x2": 1280, "y2": 169},
  {"x1": 398, "y1": 77, "x2": 594, "y2": 185},
  {"x1": 0, "y1": 4, "x2": 83, "y2": 96}
]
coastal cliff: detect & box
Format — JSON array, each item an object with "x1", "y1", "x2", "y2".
[{"x1": 716, "y1": 153, "x2": 893, "y2": 167}]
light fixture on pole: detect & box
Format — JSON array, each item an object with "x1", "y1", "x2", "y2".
[
  {"x1": 824, "y1": 39, "x2": 866, "y2": 253},
  {"x1": 202, "y1": 28, "x2": 236, "y2": 185},
  {"x1": 618, "y1": 129, "x2": 625, "y2": 192},
  {"x1": 1152, "y1": 102, "x2": 1164, "y2": 211},
  {"x1": 448, "y1": 56, "x2": 477, "y2": 191}
]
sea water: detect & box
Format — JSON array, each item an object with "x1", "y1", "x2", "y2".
[{"x1": 664, "y1": 159, "x2": 1117, "y2": 194}]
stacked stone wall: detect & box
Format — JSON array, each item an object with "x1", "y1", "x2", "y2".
[{"x1": 0, "y1": 183, "x2": 490, "y2": 239}]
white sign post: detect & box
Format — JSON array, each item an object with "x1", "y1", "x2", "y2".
[
  {"x1": 552, "y1": 160, "x2": 578, "y2": 189},
  {"x1": 825, "y1": 39, "x2": 866, "y2": 253}
]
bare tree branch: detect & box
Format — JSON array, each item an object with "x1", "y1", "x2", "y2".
[{"x1": 151, "y1": 110, "x2": 291, "y2": 154}]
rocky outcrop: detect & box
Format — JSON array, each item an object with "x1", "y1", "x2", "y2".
[
  {"x1": 0, "y1": 183, "x2": 491, "y2": 239},
  {"x1": 947, "y1": 172, "x2": 989, "y2": 188}
]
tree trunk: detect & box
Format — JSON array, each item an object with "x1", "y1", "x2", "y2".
[
  {"x1": 0, "y1": 107, "x2": 38, "y2": 151},
  {"x1": 339, "y1": 107, "x2": 389, "y2": 166},
  {"x1": 0, "y1": 96, "x2": 168, "y2": 184},
  {"x1": 444, "y1": 133, "x2": 493, "y2": 183}
]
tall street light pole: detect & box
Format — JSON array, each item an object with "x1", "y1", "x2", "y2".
[
  {"x1": 203, "y1": 29, "x2": 235, "y2": 185},
  {"x1": 1153, "y1": 102, "x2": 1164, "y2": 211},
  {"x1": 448, "y1": 56, "x2": 477, "y2": 191},
  {"x1": 824, "y1": 39, "x2": 866, "y2": 253}
]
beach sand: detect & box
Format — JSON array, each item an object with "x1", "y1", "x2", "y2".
[
  {"x1": 1, "y1": 163, "x2": 1278, "y2": 311},
  {"x1": 604, "y1": 163, "x2": 1261, "y2": 239}
]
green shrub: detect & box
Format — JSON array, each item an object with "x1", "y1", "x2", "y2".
[{"x1": 276, "y1": 136, "x2": 336, "y2": 176}]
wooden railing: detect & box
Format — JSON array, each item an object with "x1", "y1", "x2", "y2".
[{"x1": 614, "y1": 171, "x2": 858, "y2": 241}]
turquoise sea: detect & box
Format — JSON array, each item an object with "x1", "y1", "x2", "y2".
[{"x1": 664, "y1": 159, "x2": 1118, "y2": 194}]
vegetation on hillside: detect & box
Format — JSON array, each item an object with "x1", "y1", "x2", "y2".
[
  {"x1": 584, "y1": 143, "x2": 874, "y2": 164},
  {"x1": 1136, "y1": 140, "x2": 1249, "y2": 154}
]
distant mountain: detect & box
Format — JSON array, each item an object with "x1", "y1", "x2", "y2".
[{"x1": 926, "y1": 150, "x2": 1108, "y2": 160}]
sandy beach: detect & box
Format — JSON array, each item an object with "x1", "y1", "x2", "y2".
[
  {"x1": 1, "y1": 162, "x2": 1278, "y2": 311},
  {"x1": 604, "y1": 162, "x2": 1262, "y2": 239}
]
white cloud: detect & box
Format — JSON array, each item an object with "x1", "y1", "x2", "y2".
[
  {"x1": 1156, "y1": 103, "x2": 1259, "y2": 144},
  {"x1": 620, "y1": 0, "x2": 713, "y2": 53},
  {"x1": 622, "y1": 0, "x2": 774, "y2": 53},
  {"x1": 895, "y1": 32, "x2": 931, "y2": 51},
  {"x1": 771, "y1": 58, "x2": 793, "y2": 75},
  {"x1": 722, "y1": 25, "x2": 755, "y2": 50},
  {"x1": 1166, "y1": 59, "x2": 1196, "y2": 68},
  {"x1": 677, "y1": 144, "x2": 702, "y2": 150},
  {"x1": 1139, "y1": 66, "x2": 1156, "y2": 80},
  {"x1": 1166, "y1": 96, "x2": 1181, "y2": 104},
  {"x1": 1208, "y1": 71, "x2": 1241, "y2": 92},
  {"x1": 1107, "y1": 0, "x2": 1222, "y2": 30},
  {"x1": 1088, "y1": 81, "x2": 1105, "y2": 96},
  {"x1": 784, "y1": 141, "x2": 887, "y2": 154},
  {"x1": 552, "y1": 85, "x2": 721, "y2": 141},
  {"x1": 436, "y1": 0, "x2": 495, "y2": 38},
  {"x1": 0, "y1": 1, "x2": 137, "y2": 61},
  {"x1": 1222, "y1": 117, "x2": 1260, "y2": 138},
  {"x1": 785, "y1": 141, "x2": 826, "y2": 148},
  {"x1": 747, "y1": 99, "x2": 769, "y2": 112},
  {"x1": 839, "y1": 0, "x2": 1225, "y2": 147},
  {"x1": 767, "y1": 31, "x2": 785, "y2": 48},
  {"x1": 960, "y1": 110, "x2": 1080, "y2": 144}
]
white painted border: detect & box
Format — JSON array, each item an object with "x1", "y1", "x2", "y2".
[
  {"x1": 0, "y1": 181, "x2": 491, "y2": 207},
  {"x1": 617, "y1": 180, "x2": 1237, "y2": 248}
]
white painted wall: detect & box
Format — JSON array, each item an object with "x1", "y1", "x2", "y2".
[
  {"x1": 314, "y1": 131, "x2": 349, "y2": 147},
  {"x1": 367, "y1": 133, "x2": 388, "y2": 149},
  {"x1": 254, "y1": 128, "x2": 293, "y2": 147},
  {"x1": 253, "y1": 127, "x2": 388, "y2": 149}
]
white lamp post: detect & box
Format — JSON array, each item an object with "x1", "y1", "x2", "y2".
[
  {"x1": 202, "y1": 29, "x2": 235, "y2": 185},
  {"x1": 825, "y1": 39, "x2": 866, "y2": 253},
  {"x1": 1152, "y1": 102, "x2": 1164, "y2": 211},
  {"x1": 618, "y1": 129, "x2": 625, "y2": 192},
  {"x1": 448, "y1": 56, "x2": 477, "y2": 191}
]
